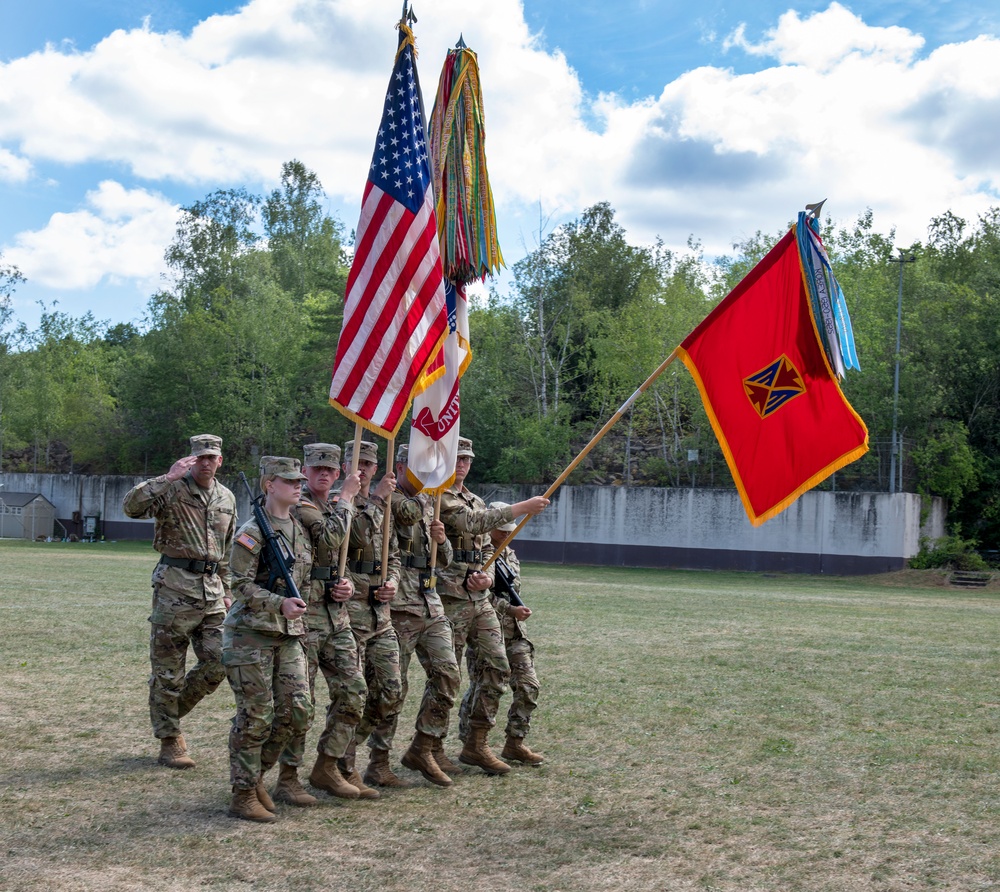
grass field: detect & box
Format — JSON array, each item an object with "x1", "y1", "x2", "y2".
[{"x1": 1, "y1": 538, "x2": 999, "y2": 892}]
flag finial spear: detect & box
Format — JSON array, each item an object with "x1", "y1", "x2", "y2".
[
  {"x1": 399, "y1": 1, "x2": 417, "y2": 25},
  {"x1": 455, "y1": 34, "x2": 467, "y2": 49},
  {"x1": 805, "y1": 199, "x2": 827, "y2": 219}
]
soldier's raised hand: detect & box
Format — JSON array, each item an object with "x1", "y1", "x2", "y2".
[
  {"x1": 374, "y1": 471, "x2": 396, "y2": 503},
  {"x1": 340, "y1": 471, "x2": 362, "y2": 503}
]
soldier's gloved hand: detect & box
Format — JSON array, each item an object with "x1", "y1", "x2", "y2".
[
  {"x1": 374, "y1": 580, "x2": 397, "y2": 602},
  {"x1": 281, "y1": 597, "x2": 308, "y2": 619}
]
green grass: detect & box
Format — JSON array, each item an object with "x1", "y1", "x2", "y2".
[{"x1": 1, "y1": 539, "x2": 999, "y2": 891}]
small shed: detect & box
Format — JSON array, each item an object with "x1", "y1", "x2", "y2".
[{"x1": 0, "y1": 492, "x2": 58, "y2": 540}]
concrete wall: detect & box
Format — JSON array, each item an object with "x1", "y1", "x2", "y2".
[{"x1": 0, "y1": 471, "x2": 946, "y2": 575}]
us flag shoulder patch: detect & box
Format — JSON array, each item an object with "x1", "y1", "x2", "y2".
[{"x1": 237, "y1": 532, "x2": 259, "y2": 551}]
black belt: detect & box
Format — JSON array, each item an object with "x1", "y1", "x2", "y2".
[
  {"x1": 159, "y1": 555, "x2": 219, "y2": 575},
  {"x1": 311, "y1": 566, "x2": 336, "y2": 580},
  {"x1": 400, "y1": 554, "x2": 429, "y2": 569},
  {"x1": 453, "y1": 548, "x2": 484, "y2": 563},
  {"x1": 347, "y1": 559, "x2": 381, "y2": 575}
]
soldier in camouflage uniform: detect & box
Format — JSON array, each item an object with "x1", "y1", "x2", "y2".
[
  {"x1": 224, "y1": 456, "x2": 313, "y2": 823},
  {"x1": 458, "y1": 504, "x2": 544, "y2": 766},
  {"x1": 274, "y1": 443, "x2": 365, "y2": 806},
  {"x1": 122, "y1": 434, "x2": 237, "y2": 769},
  {"x1": 369, "y1": 443, "x2": 460, "y2": 787},
  {"x1": 438, "y1": 437, "x2": 549, "y2": 775},
  {"x1": 337, "y1": 440, "x2": 403, "y2": 794}
]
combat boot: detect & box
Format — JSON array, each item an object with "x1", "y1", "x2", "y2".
[
  {"x1": 363, "y1": 747, "x2": 412, "y2": 788},
  {"x1": 273, "y1": 764, "x2": 318, "y2": 807},
  {"x1": 401, "y1": 731, "x2": 452, "y2": 787},
  {"x1": 256, "y1": 772, "x2": 276, "y2": 812},
  {"x1": 157, "y1": 736, "x2": 195, "y2": 769},
  {"x1": 459, "y1": 725, "x2": 510, "y2": 776},
  {"x1": 501, "y1": 735, "x2": 545, "y2": 766},
  {"x1": 339, "y1": 741, "x2": 380, "y2": 800},
  {"x1": 431, "y1": 738, "x2": 462, "y2": 776},
  {"x1": 309, "y1": 752, "x2": 360, "y2": 799},
  {"x1": 228, "y1": 786, "x2": 277, "y2": 823}
]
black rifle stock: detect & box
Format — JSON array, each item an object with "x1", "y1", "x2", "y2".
[
  {"x1": 239, "y1": 472, "x2": 301, "y2": 601},
  {"x1": 493, "y1": 554, "x2": 525, "y2": 609}
]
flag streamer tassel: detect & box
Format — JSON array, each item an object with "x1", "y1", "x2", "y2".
[{"x1": 482, "y1": 349, "x2": 679, "y2": 570}]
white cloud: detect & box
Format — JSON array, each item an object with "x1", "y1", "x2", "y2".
[
  {"x1": 1, "y1": 0, "x2": 1000, "y2": 303},
  {"x1": 5, "y1": 181, "x2": 177, "y2": 289},
  {"x1": 0, "y1": 148, "x2": 32, "y2": 183}
]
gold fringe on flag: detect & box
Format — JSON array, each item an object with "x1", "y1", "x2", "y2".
[{"x1": 428, "y1": 44, "x2": 504, "y2": 284}]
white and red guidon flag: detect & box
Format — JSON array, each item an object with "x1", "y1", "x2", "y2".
[
  {"x1": 329, "y1": 26, "x2": 448, "y2": 438},
  {"x1": 406, "y1": 281, "x2": 472, "y2": 493}
]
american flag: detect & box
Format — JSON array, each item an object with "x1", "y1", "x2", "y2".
[{"x1": 329, "y1": 28, "x2": 448, "y2": 438}]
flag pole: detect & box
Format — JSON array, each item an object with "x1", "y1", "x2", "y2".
[
  {"x1": 428, "y1": 491, "x2": 442, "y2": 572},
  {"x1": 482, "y1": 348, "x2": 679, "y2": 571},
  {"x1": 380, "y1": 435, "x2": 394, "y2": 584},
  {"x1": 338, "y1": 424, "x2": 365, "y2": 578}
]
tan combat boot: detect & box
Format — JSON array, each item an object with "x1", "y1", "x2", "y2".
[
  {"x1": 157, "y1": 736, "x2": 195, "y2": 769},
  {"x1": 309, "y1": 751, "x2": 360, "y2": 799},
  {"x1": 431, "y1": 738, "x2": 462, "y2": 776},
  {"x1": 273, "y1": 764, "x2": 318, "y2": 807},
  {"x1": 228, "y1": 786, "x2": 277, "y2": 823},
  {"x1": 401, "y1": 731, "x2": 452, "y2": 787},
  {"x1": 501, "y1": 735, "x2": 545, "y2": 766},
  {"x1": 255, "y1": 772, "x2": 276, "y2": 812},
  {"x1": 459, "y1": 725, "x2": 510, "y2": 775},
  {"x1": 363, "y1": 747, "x2": 412, "y2": 788},
  {"x1": 339, "y1": 741, "x2": 380, "y2": 800}
]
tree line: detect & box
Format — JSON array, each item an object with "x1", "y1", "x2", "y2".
[{"x1": 1, "y1": 161, "x2": 998, "y2": 548}]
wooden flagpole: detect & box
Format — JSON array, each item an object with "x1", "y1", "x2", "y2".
[
  {"x1": 380, "y1": 436, "x2": 394, "y2": 584},
  {"x1": 482, "y1": 348, "x2": 679, "y2": 572},
  {"x1": 337, "y1": 423, "x2": 365, "y2": 578}
]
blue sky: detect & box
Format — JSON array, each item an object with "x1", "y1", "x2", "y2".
[{"x1": 2, "y1": 0, "x2": 1000, "y2": 329}]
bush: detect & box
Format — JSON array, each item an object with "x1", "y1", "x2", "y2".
[{"x1": 908, "y1": 532, "x2": 989, "y2": 571}]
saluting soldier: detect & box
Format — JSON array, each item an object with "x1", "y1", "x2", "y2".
[
  {"x1": 122, "y1": 434, "x2": 237, "y2": 769},
  {"x1": 437, "y1": 437, "x2": 549, "y2": 775},
  {"x1": 458, "y1": 504, "x2": 544, "y2": 766},
  {"x1": 224, "y1": 456, "x2": 312, "y2": 823},
  {"x1": 274, "y1": 443, "x2": 365, "y2": 805},
  {"x1": 370, "y1": 444, "x2": 460, "y2": 787},
  {"x1": 337, "y1": 440, "x2": 404, "y2": 795}
]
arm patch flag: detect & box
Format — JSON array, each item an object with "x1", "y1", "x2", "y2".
[
  {"x1": 678, "y1": 223, "x2": 868, "y2": 526},
  {"x1": 329, "y1": 23, "x2": 448, "y2": 438}
]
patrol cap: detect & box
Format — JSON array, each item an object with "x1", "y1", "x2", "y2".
[
  {"x1": 457, "y1": 437, "x2": 475, "y2": 458},
  {"x1": 343, "y1": 440, "x2": 378, "y2": 464},
  {"x1": 396, "y1": 444, "x2": 409, "y2": 464},
  {"x1": 190, "y1": 434, "x2": 222, "y2": 457},
  {"x1": 489, "y1": 501, "x2": 516, "y2": 532},
  {"x1": 260, "y1": 455, "x2": 307, "y2": 480},
  {"x1": 303, "y1": 442, "x2": 341, "y2": 468}
]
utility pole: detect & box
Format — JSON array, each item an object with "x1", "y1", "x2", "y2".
[{"x1": 887, "y1": 248, "x2": 916, "y2": 494}]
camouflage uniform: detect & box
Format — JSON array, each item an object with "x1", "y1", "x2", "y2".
[
  {"x1": 458, "y1": 544, "x2": 540, "y2": 742},
  {"x1": 373, "y1": 486, "x2": 459, "y2": 751},
  {"x1": 338, "y1": 443, "x2": 403, "y2": 754},
  {"x1": 122, "y1": 435, "x2": 236, "y2": 741},
  {"x1": 224, "y1": 467, "x2": 313, "y2": 791},
  {"x1": 438, "y1": 487, "x2": 516, "y2": 733},
  {"x1": 279, "y1": 478, "x2": 366, "y2": 768}
]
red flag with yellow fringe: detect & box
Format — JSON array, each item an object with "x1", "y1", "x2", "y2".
[{"x1": 678, "y1": 224, "x2": 868, "y2": 526}]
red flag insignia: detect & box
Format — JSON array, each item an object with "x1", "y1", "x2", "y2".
[{"x1": 744, "y1": 355, "x2": 806, "y2": 418}]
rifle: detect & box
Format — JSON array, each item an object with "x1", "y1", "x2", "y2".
[
  {"x1": 493, "y1": 554, "x2": 526, "y2": 609},
  {"x1": 239, "y1": 472, "x2": 301, "y2": 601}
]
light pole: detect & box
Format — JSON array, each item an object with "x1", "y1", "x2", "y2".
[{"x1": 887, "y1": 248, "x2": 916, "y2": 494}]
